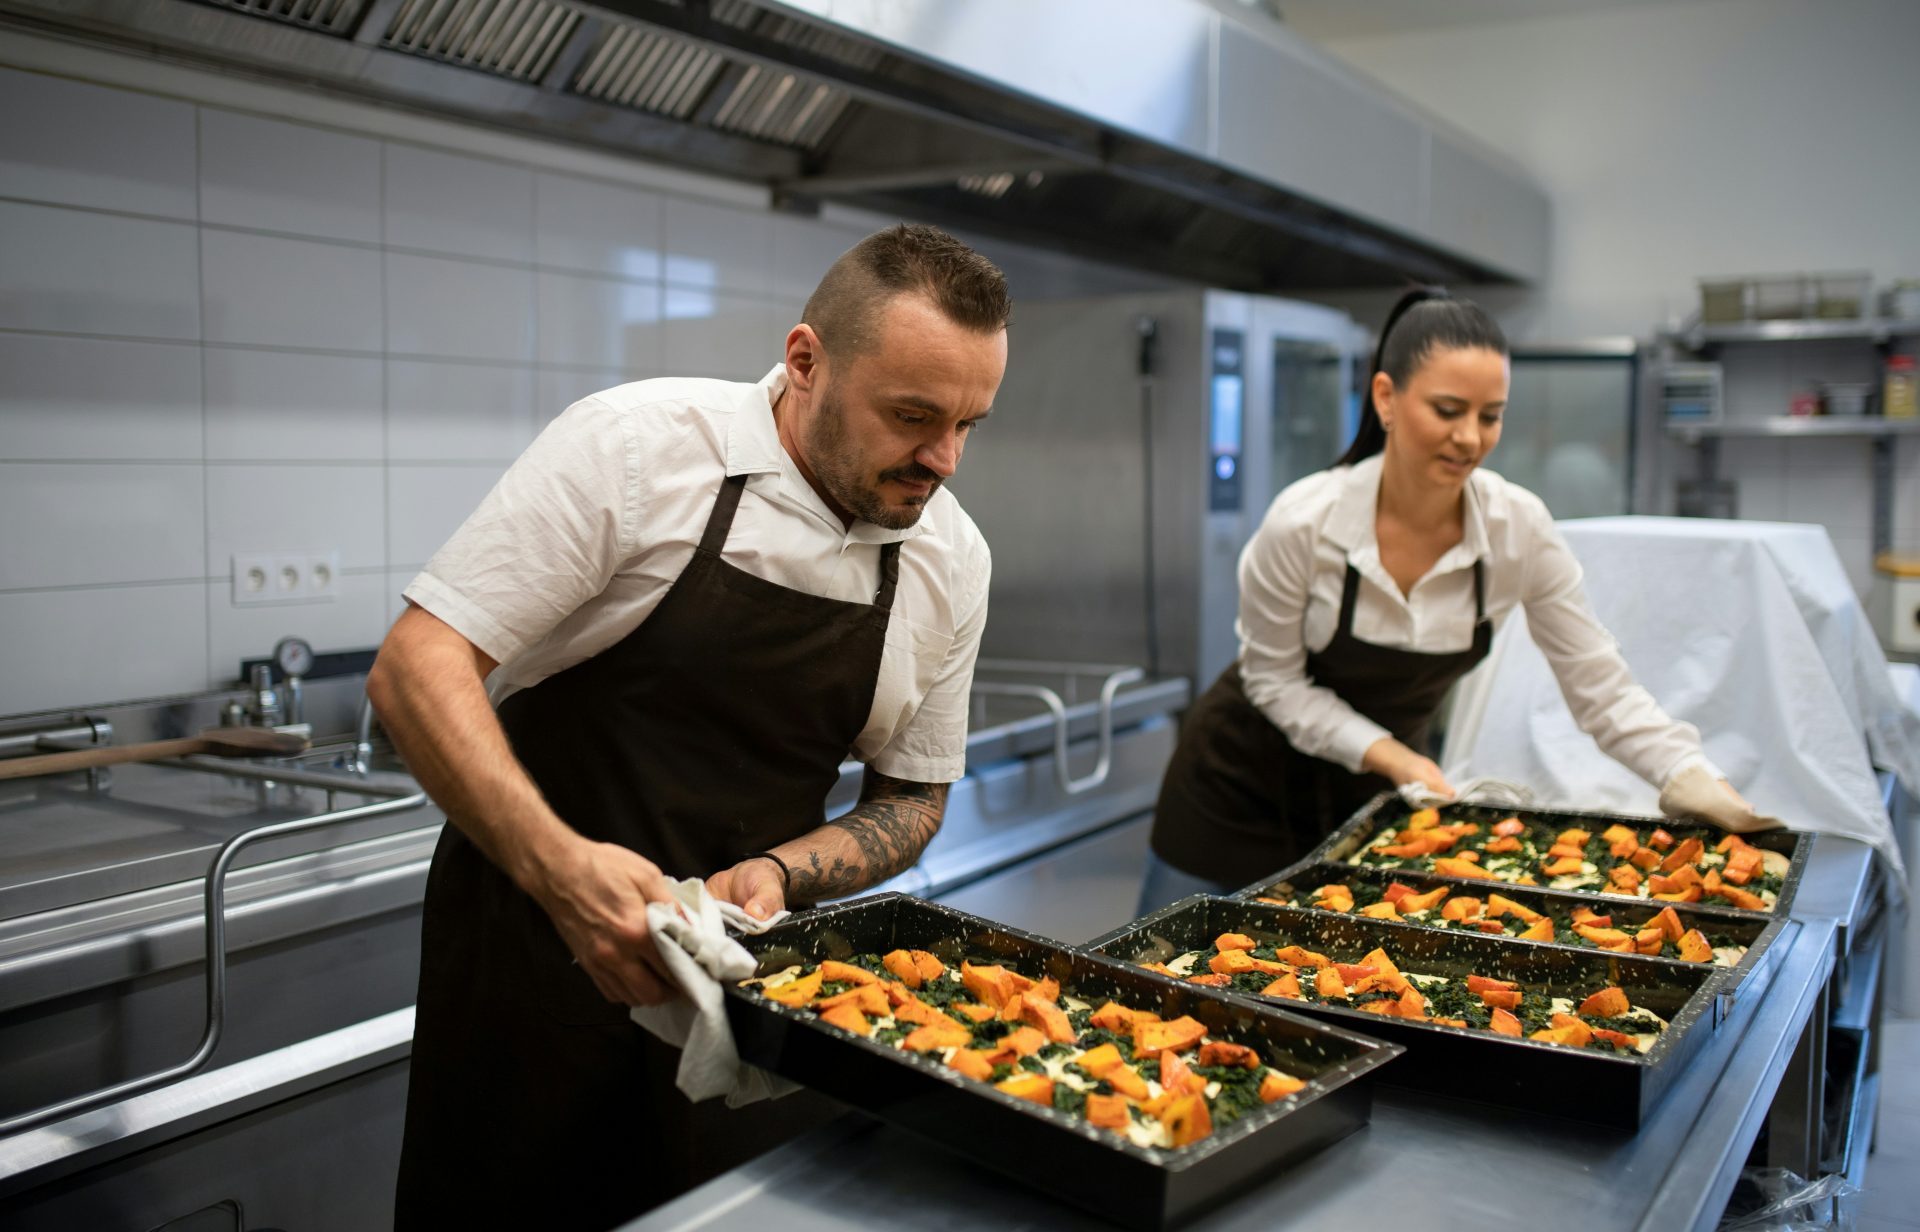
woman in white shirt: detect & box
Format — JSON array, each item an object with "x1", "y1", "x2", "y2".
[{"x1": 1141, "y1": 288, "x2": 1755, "y2": 908}]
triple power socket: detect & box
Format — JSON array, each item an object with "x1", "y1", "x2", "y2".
[{"x1": 230, "y1": 551, "x2": 341, "y2": 607}]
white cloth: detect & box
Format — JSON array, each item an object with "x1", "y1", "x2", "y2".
[
  {"x1": 627, "y1": 877, "x2": 800, "y2": 1108},
  {"x1": 1445, "y1": 517, "x2": 1914, "y2": 885},
  {"x1": 405, "y1": 365, "x2": 991, "y2": 783},
  {"x1": 1235, "y1": 453, "x2": 1715, "y2": 788}
]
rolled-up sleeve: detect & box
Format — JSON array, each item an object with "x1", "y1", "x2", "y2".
[
  {"x1": 402, "y1": 397, "x2": 634, "y2": 666},
  {"x1": 1519, "y1": 498, "x2": 1716, "y2": 789},
  {"x1": 1237, "y1": 505, "x2": 1390, "y2": 773},
  {"x1": 870, "y1": 539, "x2": 990, "y2": 784}
]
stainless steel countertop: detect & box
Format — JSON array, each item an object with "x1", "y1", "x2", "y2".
[{"x1": 623, "y1": 918, "x2": 1846, "y2": 1232}]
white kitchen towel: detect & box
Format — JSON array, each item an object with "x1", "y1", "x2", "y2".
[{"x1": 626, "y1": 877, "x2": 800, "y2": 1108}]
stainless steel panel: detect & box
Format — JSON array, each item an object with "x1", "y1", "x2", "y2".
[
  {"x1": 1427, "y1": 134, "x2": 1553, "y2": 287},
  {"x1": 932, "y1": 812, "x2": 1152, "y2": 945}
]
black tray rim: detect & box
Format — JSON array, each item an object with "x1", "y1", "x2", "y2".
[
  {"x1": 1083, "y1": 893, "x2": 1732, "y2": 1074},
  {"x1": 1239, "y1": 859, "x2": 1792, "y2": 996},
  {"x1": 725, "y1": 892, "x2": 1407, "y2": 1175},
  {"x1": 1294, "y1": 791, "x2": 1813, "y2": 920}
]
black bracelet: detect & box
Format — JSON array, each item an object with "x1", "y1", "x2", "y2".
[{"x1": 744, "y1": 850, "x2": 792, "y2": 899}]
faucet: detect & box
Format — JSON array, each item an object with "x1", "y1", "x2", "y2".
[
  {"x1": 351, "y1": 690, "x2": 378, "y2": 775},
  {"x1": 247, "y1": 664, "x2": 284, "y2": 728}
]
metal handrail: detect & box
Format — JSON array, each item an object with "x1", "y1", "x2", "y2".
[
  {"x1": 0, "y1": 766, "x2": 428, "y2": 1140},
  {"x1": 969, "y1": 660, "x2": 1147, "y2": 795}
]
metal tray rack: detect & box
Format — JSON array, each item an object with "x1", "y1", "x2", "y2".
[
  {"x1": 724, "y1": 893, "x2": 1403, "y2": 1231},
  {"x1": 1298, "y1": 793, "x2": 1812, "y2": 919},
  {"x1": 1241, "y1": 861, "x2": 1790, "y2": 1006},
  {"x1": 1086, "y1": 897, "x2": 1732, "y2": 1129}
]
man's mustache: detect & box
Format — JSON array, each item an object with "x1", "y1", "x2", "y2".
[{"x1": 879, "y1": 463, "x2": 942, "y2": 486}]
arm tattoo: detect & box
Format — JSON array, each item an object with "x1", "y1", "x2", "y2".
[{"x1": 785, "y1": 770, "x2": 949, "y2": 903}]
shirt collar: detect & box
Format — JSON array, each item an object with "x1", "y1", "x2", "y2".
[
  {"x1": 727, "y1": 364, "x2": 932, "y2": 545},
  {"x1": 1324, "y1": 451, "x2": 1489, "y2": 564}
]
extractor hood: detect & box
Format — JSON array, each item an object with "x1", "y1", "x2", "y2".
[{"x1": 0, "y1": 0, "x2": 1549, "y2": 289}]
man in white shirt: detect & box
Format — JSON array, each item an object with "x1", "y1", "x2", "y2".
[{"x1": 374, "y1": 224, "x2": 1006, "y2": 1229}]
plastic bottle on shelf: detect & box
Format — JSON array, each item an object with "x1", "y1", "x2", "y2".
[{"x1": 1887, "y1": 355, "x2": 1918, "y2": 420}]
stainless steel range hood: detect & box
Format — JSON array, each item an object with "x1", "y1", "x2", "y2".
[{"x1": 0, "y1": 0, "x2": 1549, "y2": 289}]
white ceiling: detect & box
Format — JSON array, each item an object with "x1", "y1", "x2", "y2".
[{"x1": 1274, "y1": 0, "x2": 1708, "y2": 43}]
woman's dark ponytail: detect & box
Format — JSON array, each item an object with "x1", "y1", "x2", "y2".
[{"x1": 1333, "y1": 285, "x2": 1507, "y2": 469}]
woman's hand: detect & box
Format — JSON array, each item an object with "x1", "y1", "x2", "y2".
[
  {"x1": 1362, "y1": 737, "x2": 1455, "y2": 800},
  {"x1": 1658, "y1": 764, "x2": 1781, "y2": 833}
]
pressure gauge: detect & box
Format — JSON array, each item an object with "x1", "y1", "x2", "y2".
[{"x1": 273, "y1": 636, "x2": 315, "y2": 679}]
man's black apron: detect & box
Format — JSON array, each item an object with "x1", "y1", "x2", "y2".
[
  {"x1": 1151, "y1": 560, "x2": 1492, "y2": 885},
  {"x1": 395, "y1": 474, "x2": 898, "y2": 1230}
]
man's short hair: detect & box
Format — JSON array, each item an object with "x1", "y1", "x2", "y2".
[{"x1": 803, "y1": 223, "x2": 1011, "y2": 358}]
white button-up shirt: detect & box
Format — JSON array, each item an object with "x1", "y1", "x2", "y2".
[
  {"x1": 1237, "y1": 453, "x2": 1713, "y2": 788},
  {"x1": 404, "y1": 365, "x2": 991, "y2": 783}
]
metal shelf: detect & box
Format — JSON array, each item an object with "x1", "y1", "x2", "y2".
[
  {"x1": 1667, "y1": 416, "x2": 1920, "y2": 442},
  {"x1": 1665, "y1": 318, "x2": 1920, "y2": 348}
]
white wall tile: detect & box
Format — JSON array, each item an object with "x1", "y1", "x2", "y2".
[
  {"x1": 204, "y1": 348, "x2": 383, "y2": 461},
  {"x1": 535, "y1": 271, "x2": 660, "y2": 371},
  {"x1": 534, "y1": 172, "x2": 662, "y2": 279},
  {"x1": 388, "y1": 465, "x2": 506, "y2": 568},
  {"x1": 1829, "y1": 532, "x2": 1875, "y2": 600},
  {"x1": 387, "y1": 360, "x2": 537, "y2": 462},
  {"x1": 206, "y1": 465, "x2": 386, "y2": 573},
  {"x1": 663, "y1": 196, "x2": 772, "y2": 292},
  {"x1": 0, "y1": 334, "x2": 201, "y2": 460},
  {"x1": 0, "y1": 68, "x2": 197, "y2": 219},
  {"x1": 663, "y1": 286, "x2": 781, "y2": 379},
  {"x1": 1785, "y1": 439, "x2": 1876, "y2": 533},
  {"x1": 0, "y1": 201, "x2": 199, "y2": 339},
  {"x1": 768, "y1": 215, "x2": 863, "y2": 301},
  {"x1": 384, "y1": 144, "x2": 533, "y2": 263},
  {"x1": 0, "y1": 583, "x2": 207, "y2": 712},
  {"x1": 206, "y1": 570, "x2": 392, "y2": 677},
  {"x1": 199, "y1": 109, "x2": 381, "y2": 244},
  {"x1": 384, "y1": 567, "x2": 419, "y2": 625},
  {"x1": 1719, "y1": 438, "x2": 1788, "y2": 522},
  {"x1": 536, "y1": 367, "x2": 624, "y2": 428},
  {"x1": 386, "y1": 253, "x2": 533, "y2": 362},
  {"x1": 0, "y1": 464, "x2": 204, "y2": 588},
  {"x1": 201, "y1": 229, "x2": 382, "y2": 351}
]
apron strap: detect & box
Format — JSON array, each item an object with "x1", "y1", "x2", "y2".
[
  {"x1": 875, "y1": 541, "x2": 902, "y2": 610},
  {"x1": 698, "y1": 474, "x2": 749, "y2": 556},
  {"x1": 1471, "y1": 557, "x2": 1487, "y2": 623},
  {"x1": 1336, "y1": 563, "x2": 1364, "y2": 634}
]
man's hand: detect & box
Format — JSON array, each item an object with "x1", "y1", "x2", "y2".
[
  {"x1": 532, "y1": 837, "x2": 684, "y2": 1007},
  {"x1": 706, "y1": 857, "x2": 786, "y2": 921},
  {"x1": 1363, "y1": 737, "x2": 1455, "y2": 800}
]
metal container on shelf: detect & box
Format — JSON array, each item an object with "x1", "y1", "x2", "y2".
[
  {"x1": 1821, "y1": 381, "x2": 1875, "y2": 417},
  {"x1": 1884, "y1": 280, "x2": 1920, "y2": 322},
  {"x1": 1699, "y1": 279, "x2": 1749, "y2": 324},
  {"x1": 1814, "y1": 271, "x2": 1871, "y2": 320},
  {"x1": 1752, "y1": 274, "x2": 1812, "y2": 320}
]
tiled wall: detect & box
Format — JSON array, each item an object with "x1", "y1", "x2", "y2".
[{"x1": 0, "y1": 64, "x2": 907, "y2": 714}]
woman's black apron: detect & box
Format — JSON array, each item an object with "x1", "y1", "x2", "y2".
[
  {"x1": 395, "y1": 474, "x2": 898, "y2": 1230},
  {"x1": 1150, "y1": 559, "x2": 1492, "y2": 886}
]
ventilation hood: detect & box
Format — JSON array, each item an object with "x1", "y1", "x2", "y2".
[{"x1": 0, "y1": 0, "x2": 1549, "y2": 289}]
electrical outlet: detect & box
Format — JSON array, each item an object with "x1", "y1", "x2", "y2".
[{"x1": 230, "y1": 550, "x2": 341, "y2": 607}]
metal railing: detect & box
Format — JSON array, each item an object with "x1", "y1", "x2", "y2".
[{"x1": 968, "y1": 659, "x2": 1147, "y2": 795}]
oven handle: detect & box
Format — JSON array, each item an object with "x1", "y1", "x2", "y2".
[
  {"x1": 969, "y1": 664, "x2": 1146, "y2": 794},
  {"x1": 0, "y1": 778, "x2": 428, "y2": 1140}
]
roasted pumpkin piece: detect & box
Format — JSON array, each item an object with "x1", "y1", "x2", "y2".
[
  {"x1": 903, "y1": 1021, "x2": 974, "y2": 1053},
  {"x1": 819, "y1": 960, "x2": 883, "y2": 987},
  {"x1": 1485, "y1": 836, "x2": 1524, "y2": 853},
  {"x1": 1601, "y1": 824, "x2": 1639, "y2": 846},
  {"x1": 1570, "y1": 906, "x2": 1610, "y2": 926},
  {"x1": 1406, "y1": 807, "x2": 1442, "y2": 830},
  {"x1": 1547, "y1": 842, "x2": 1587, "y2": 862},
  {"x1": 911, "y1": 950, "x2": 945, "y2": 983},
  {"x1": 1528, "y1": 1025, "x2": 1585, "y2": 1047},
  {"x1": 1548, "y1": 1013, "x2": 1594, "y2": 1048},
  {"x1": 1314, "y1": 967, "x2": 1348, "y2": 1000},
  {"x1": 1272, "y1": 945, "x2": 1331, "y2": 969},
  {"x1": 1714, "y1": 884, "x2": 1767, "y2": 911},
  {"x1": 1651, "y1": 905, "x2": 1685, "y2": 941},
  {"x1": 1187, "y1": 974, "x2": 1232, "y2": 987},
  {"x1": 1578, "y1": 986, "x2": 1632, "y2": 1018},
  {"x1": 1591, "y1": 1028, "x2": 1638, "y2": 1049},
  {"x1": 1489, "y1": 1007, "x2": 1523, "y2": 1037},
  {"x1": 1077, "y1": 1043, "x2": 1126, "y2": 1077},
  {"x1": 1573, "y1": 923, "x2": 1632, "y2": 946},
  {"x1": 1160, "y1": 1048, "x2": 1205, "y2": 1097},
  {"x1": 1721, "y1": 864, "x2": 1754, "y2": 886},
  {"x1": 1542, "y1": 856, "x2": 1587, "y2": 878},
  {"x1": 1485, "y1": 893, "x2": 1543, "y2": 923},
  {"x1": 1658, "y1": 836, "x2": 1705, "y2": 874},
  {"x1": 1105, "y1": 1065, "x2": 1150, "y2": 1100},
  {"x1": 1715, "y1": 832, "x2": 1751, "y2": 854},
  {"x1": 1440, "y1": 896, "x2": 1484, "y2": 921},
  {"x1": 882, "y1": 949, "x2": 924, "y2": 988},
  {"x1": 1629, "y1": 846, "x2": 1662, "y2": 871},
  {"x1": 997, "y1": 993, "x2": 1026, "y2": 1023},
  {"x1": 1728, "y1": 846, "x2": 1764, "y2": 876},
  {"x1": 894, "y1": 998, "x2": 964, "y2": 1031},
  {"x1": 946, "y1": 1048, "x2": 995, "y2": 1081},
  {"x1": 1160, "y1": 1094, "x2": 1214, "y2": 1146},
  {"x1": 1030, "y1": 976, "x2": 1061, "y2": 1004},
  {"x1": 1198, "y1": 1041, "x2": 1261, "y2": 1070},
  {"x1": 1609, "y1": 866, "x2": 1644, "y2": 893},
  {"x1": 818, "y1": 1003, "x2": 871, "y2": 1036},
  {"x1": 1475, "y1": 921, "x2": 1509, "y2": 934},
  {"x1": 1261, "y1": 972, "x2": 1304, "y2": 999},
  {"x1": 1399, "y1": 887, "x2": 1449, "y2": 913},
  {"x1": 1089, "y1": 1001, "x2": 1140, "y2": 1033},
  {"x1": 1140, "y1": 962, "x2": 1183, "y2": 978},
  {"x1": 1259, "y1": 1070, "x2": 1307, "y2": 1102},
  {"x1": 1557, "y1": 828, "x2": 1593, "y2": 848},
  {"x1": 1649, "y1": 828, "x2": 1675, "y2": 849},
  {"x1": 1517, "y1": 918, "x2": 1555, "y2": 942},
  {"x1": 1020, "y1": 996, "x2": 1077, "y2": 1044},
  {"x1": 1465, "y1": 974, "x2": 1517, "y2": 993},
  {"x1": 953, "y1": 1002, "x2": 996, "y2": 1023},
  {"x1": 1653, "y1": 886, "x2": 1704, "y2": 904},
  {"x1": 1382, "y1": 882, "x2": 1418, "y2": 905},
  {"x1": 1358, "y1": 947, "x2": 1406, "y2": 988},
  {"x1": 761, "y1": 970, "x2": 824, "y2": 1006},
  {"x1": 1478, "y1": 987, "x2": 1522, "y2": 1010},
  {"x1": 1085, "y1": 1093, "x2": 1132, "y2": 1131},
  {"x1": 1134, "y1": 1016, "x2": 1208, "y2": 1057},
  {"x1": 960, "y1": 961, "x2": 1021, "y2": 1008},
  {"x1": 1491, "y1": 816, "x2": 1526, "y2": 837},
  {"x1": 1313, "y1": 886, "x2": 1355, "y2": 912},
  {"x1": 1214, "y1": 932, "x2": 1258, "y2": 953},
  {"x1": 1333, "y1": 962, "x2": 1379, "y2": 983},
  {"x1": 815, "y1": 983, "x2": 890, "y2": 1016},
  {"x1": 1432, "y1": 857, "x2": 1495, "y2": 881},
  {"x1": 994, "y1": 1072, "x2": 1054, "y2": 1106},
  {"x1": 1608, "y1": 836, "x2": 1640, "y2": 859},
  {"x1": 1397, "y1": 986, "x2": 1427, "y2": 1019},
  {"x1": 1359, "y1": 902, "x2": 1402, "y2": 920},
  {"x1": 1635, "y1": 927, "x2": 1666, "y2": 955}
]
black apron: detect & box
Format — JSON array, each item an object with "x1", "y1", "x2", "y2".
[
  {"x1": 395, "y1": 474, "x2": 899, "y2": 1231},
  {"x1": 1151, "y1": 559, "x2": 1492, "y2": 885}
]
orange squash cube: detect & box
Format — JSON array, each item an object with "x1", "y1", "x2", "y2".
[{"x1": 994, "y1": 1072, "x2": 1053, "y2": 1105}]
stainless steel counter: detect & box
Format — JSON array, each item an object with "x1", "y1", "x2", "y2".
[{"x1": 624, "y1": 917, "x2": 1839, "y2": 1232}]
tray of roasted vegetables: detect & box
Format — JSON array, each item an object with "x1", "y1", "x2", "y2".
[
  {"x1": 1086, "y1": 896, "x2": 1731, "y2": 1128},
  {"x1": 1239, "y1": 861, "x2": 1788, "y2": 1001},
  {"x1": 725, "y1": 893, "x2": 1402, "y2": 1230},
  {"x1": 1303, "y1": 795, "x2": 1808, "y2": 916}
]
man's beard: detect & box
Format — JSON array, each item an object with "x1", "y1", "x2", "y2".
[{"x1": 806, "y1": 386, "x2": 942, "y2": 530}]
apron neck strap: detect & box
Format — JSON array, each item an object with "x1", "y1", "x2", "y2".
[
  {"x1": 698, "y1": 474, "x2": 749, "y2": 556},
  {"x1": 1471, "y1": 557, "x2": 1486, "y2": 623},
  {"x1": 1336, "y1": 563, "x2": 1364, "y2": 632}
]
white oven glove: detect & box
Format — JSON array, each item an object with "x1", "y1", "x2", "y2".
[
  {"x1": 627, "y1": 877, "x2": 800, "y2": 1108},
  {"x1": 1397, "y1": 777, "x2": 1533, "y2": 810},
  {"x1": 1658, "y1": 762, "x2": 1786, "y2": 833}
]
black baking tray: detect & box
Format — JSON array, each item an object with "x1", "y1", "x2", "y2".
[
  {"x1": 1297, "y1": 792, "x2": 1812, "y2": 919},
  {"x1": 1242, "y1": 861, "x2": 1790, "y2": 1002},
  {"x1": 1085, "y1": 896, "x2": 1730, "y2": 1129},
  {"x1": 724, "y1": 893, "x2": 1403, "y2": 1231}
]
